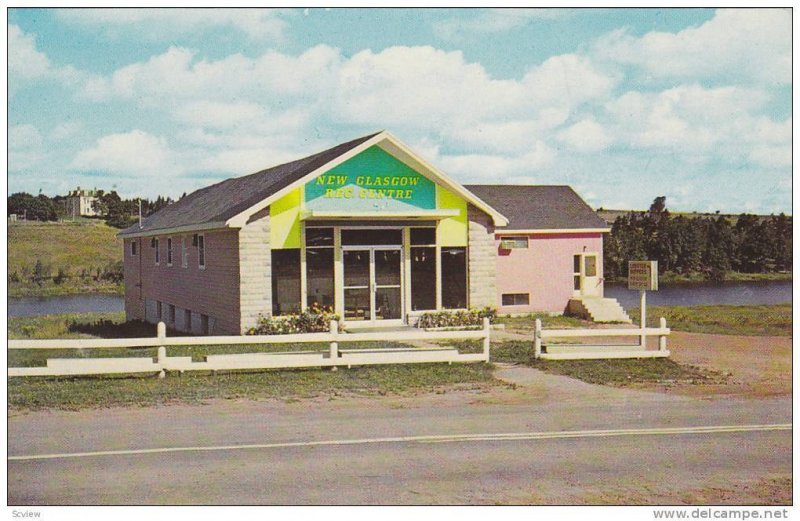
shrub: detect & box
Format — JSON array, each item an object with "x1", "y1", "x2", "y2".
[
  {"x1": 247, "y1": 304, "x2": 341, "y2": 335},
  {"x1": 53, "y1": 267, "x2": 69, "y2": 285},
  {"x1": 416, "y1": 307, "x2": 496, "y2": 329},
  {"x1": 31, "y1": 259, "x2": 49, "y2": 286},
  {"x1": 8, "y1": 271, "x2": 20, "y2": 283},
  {"x1": 100, "y1": 261, "x2": 124, "y2": 283}
]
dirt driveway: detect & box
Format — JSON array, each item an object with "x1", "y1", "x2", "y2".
[{"x1": 666, "y1": 331, "x2": 791, "y2": 398}]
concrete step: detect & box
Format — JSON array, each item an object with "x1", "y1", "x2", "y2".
[{"x1": 568, "y1": 297, "x2": 633, "y2": 324}]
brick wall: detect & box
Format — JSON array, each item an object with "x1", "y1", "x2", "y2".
[
  {"x1": 123, "y1": 238, "x2": 145, "y2": 322},
  {"x1": 238, "y1": 208, "x2": 272, "y2": 333},
  {"x1": 123, "y1": 229, "x2": 241, "y2": 335},
  {"x1": 467, "y1": 204, "x2": 497, "y2": 309}
]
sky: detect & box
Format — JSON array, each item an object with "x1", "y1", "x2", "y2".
[{"x1": 6, "y1": 7, "x2": 793, "y2": 214}]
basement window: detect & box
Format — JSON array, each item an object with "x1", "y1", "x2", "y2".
[{"x1": 502, "y1": 293, "x2": 530, "y2": 306}]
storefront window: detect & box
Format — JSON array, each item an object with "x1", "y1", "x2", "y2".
[
  {"x1": 306, "y1": 248, "x2": 334, "y2": 309},
  {"x1": 306, "y1": 227, "x2": 334, "y2": 247},
  {"x1": 441, "y1": 247, "x2": 467, "y2": 309},
  {"x1": 271, "y1": 249, "x2": 301, "y2": 316},
  {"x1": 411, "y1": 246, "x2": 436, "y2": 310}
]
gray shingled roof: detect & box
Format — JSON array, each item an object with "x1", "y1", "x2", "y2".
[
  {"x1": 119, "y1": 132, "x2": 381, "y2": 236},
  {"x1": 464, "y1": 185, "x2": 608, "y2": 231}
]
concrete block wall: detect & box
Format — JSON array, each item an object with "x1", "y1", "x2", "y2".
[
  {"x1": 467, "y1": 204, "x2": 497, "y2": 309},
  {"x1": 238, "y1": 208, "x2": 272, "y2": 333}
]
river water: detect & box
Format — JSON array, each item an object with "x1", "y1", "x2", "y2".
[
  {"x1": 7, "y1": 280, "x2": 792, "y2": 318},
  {"x1": 604, "y1": 280, "x2": 792, "y2": 309}
]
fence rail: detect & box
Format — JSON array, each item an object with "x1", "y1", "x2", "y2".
[
  {"x1": 533, "y1": 317, "x2": 670, "y2": 360},
  {"x1": 8, "y1": 318, "x2": 492, "y2": 378}
]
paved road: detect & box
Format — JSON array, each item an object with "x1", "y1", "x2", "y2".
[{"x1": 8, "y1": 374, "x2": 792, "y2": 505}]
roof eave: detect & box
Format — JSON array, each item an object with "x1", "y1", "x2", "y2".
[{"x1": 116, "y1": 221, "x2": 230, "y2": 239}]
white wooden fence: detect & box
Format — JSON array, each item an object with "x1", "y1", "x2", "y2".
[
  {"x1": 8, "y1": 318, "x2": 492, "y2": 378},
  {"x1": 533, "y1": 317, "x2": 671, "y2": 360}
]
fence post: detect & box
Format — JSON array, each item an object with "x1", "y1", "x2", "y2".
[
  {"x1": 482, "y1": 317, "x2": 491, "y2": 362},
  {"x1": 329, "y1": 319, "x2": 339, "y2": 371},
  {"x1": 534, "y1": 318, "x2": 542, "y2": 359},
  {"x1": 157, "y1": 321, "x2": 166, "y2": 379},
  {"x1": 659, "y1": 317, "x2": 667, "y2": 352}
]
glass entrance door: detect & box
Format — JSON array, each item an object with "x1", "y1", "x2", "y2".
[{"x1": 343, "y1": 247, "x2": 403, "y2": 325}]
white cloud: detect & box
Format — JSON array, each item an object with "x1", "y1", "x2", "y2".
[
  {"x1": 57, "y1": 8, "x2": 291, "y2": 41},
  {"x1": 594, "y1": 9, "x2": 791, "y2": 84},
  {"x1": 603, "y1": 84, "x2": 774, "y2": 153},
  {"x1": 8, "y1": 24, "x2": 85, "y2": 95},
  {"x1": 8, "y1": 24, "x2": 51, "y2": 80},
  {"x1": 50, "y1": 121, "x2": 84, "y2": 141},
  {"x1": 433, "y1": 8, "x2": 574, "y2": 41},
  {"x1": 69, "y1": 130, "x2": 181, "y2": 177},
  {"x1": 436, "y1": 140, "x2": 557, "y2": 181},
  {"x1": 557, "y1": 118, "x2": 613, "y2": 152},
  {"x1": 9, "y1": 124, "x2": 44, "y2": 170}
]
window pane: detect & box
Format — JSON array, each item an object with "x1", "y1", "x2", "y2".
[
  {"x1": 410, "y1": 228, "x2": 436, "y2": 245},
  {"x1": 271, "y1": 249, "x2": 301, "y2": 315},
  {"x1": 344, "y1": 288, "x2": 370, "y2": 321},
  {"x1": 343, "y1": 250, "x2": 370, "y2": 287},
  {"x1": 306, "y1": 227, "x2": 334, "y2": 247},
  {"x1": 374, "y1": 249, "x2": 401, "y2": 286},
  {"x1": 441, "y1": 247, "x2": 467, "y2": 309},
  {"x1": 574, "y1": 275, "x2": 581, "y2": 290},
  {"x1": 375, "y1": 287, "x2": 401, "y2": 319},
  {"x1": 306, "y1": 248, "x2": 334, "y2": 309},
  {"x1": 198, "y1": 235, "x2": 205, "y2": 266},
  {"x1": 585, "y1": 256, "x2": 597, "y2": 277},
  {"x1": 573, "y1": 254, "x2": 581, "y2": 273},
  {"x1": 500, "y1": 237, "x2": 528, "y2": 249},
  {"x1": 341, "y1": 229, "x2": 401, "y2": 245},
  {"x1": 411, "y1": 247, "x2": 436, "y2": 311}
]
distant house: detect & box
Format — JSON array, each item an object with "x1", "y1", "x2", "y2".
[
  {"x1": 119, "y1": 131, "x2": 624, "y2": 335},
  {"x1": 65, "y1": 187, "x2": 102, "y2": 217}
]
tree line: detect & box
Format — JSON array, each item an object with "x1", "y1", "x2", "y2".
[
  {"x1": 7, "y1": 190, "x2": 181, "y2": 228},
  {"x1": 604, "y1": 197, "x2": 792, "y2": 282}
]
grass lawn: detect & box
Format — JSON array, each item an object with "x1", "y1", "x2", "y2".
[
  {"x1": 8, "y1": 312, "x2": 500, "y2": 411},
  {"x1": 489, "y1": 340, "x2": 727, "y2": 387},
  {"x1": 8, "y1": 220, "x2": 123, "y2": 297},
  {"x1": 631, "y1": 304, "x2": 791, "y2": 336},
  {"x1": 496, "y1": 312, "x2": 590, "y2": 331}
]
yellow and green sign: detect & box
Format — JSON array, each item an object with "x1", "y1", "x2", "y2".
[{"x1": 304, "y1": 146, "x2": 436, "y2": 211}]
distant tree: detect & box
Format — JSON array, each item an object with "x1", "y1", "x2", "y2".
[{"x1": 649, "y1": 196, "x2": 667, "y2": 215}]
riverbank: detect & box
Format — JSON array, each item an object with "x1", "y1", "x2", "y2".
[
  {"x1": 8, "y1": 220, "x2": 123, "y2": 298},
  {"x1": 605, "y1": 271, "x2": 792, "y2": 285}
]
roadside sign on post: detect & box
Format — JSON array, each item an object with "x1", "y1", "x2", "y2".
[
  {"x1": 629, "y1": 261, "x2": 658, "y2": 347},
  {"x1": 628, "y1": 261, "x2": 658, "y2": 291}
]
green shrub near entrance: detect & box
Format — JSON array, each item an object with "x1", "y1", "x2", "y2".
[
  {"x1": 416, "y1": 307, "x2": 496, "y2": 329},
  {"x1": 247, "y1": 305, "x2": 341, "y2": 335}
]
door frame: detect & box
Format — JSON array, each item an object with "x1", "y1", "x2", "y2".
[
  {"x1": 573, "y1": 252, "x2": 602, "y2": 298},
  {"x1": 342, "y1": 245, "x2": 405, "y2": 327}
]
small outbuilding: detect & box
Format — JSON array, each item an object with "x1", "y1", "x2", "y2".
[{"x1": 119, "y1": 131, "x2": 619, "y2": 335}]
